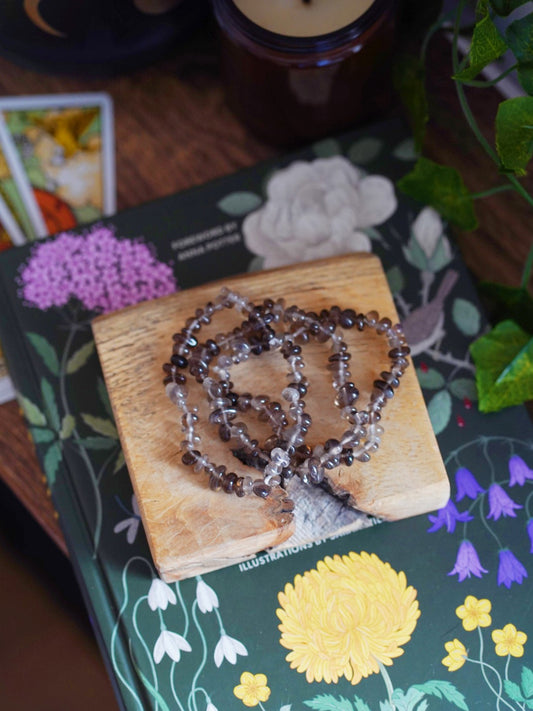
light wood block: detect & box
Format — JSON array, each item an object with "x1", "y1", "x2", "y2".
[{"x1": 92, "y1": 254, "x2": 449, "y2": 581}]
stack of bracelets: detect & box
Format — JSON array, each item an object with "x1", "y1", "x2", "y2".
[{"x1": 163, "y1": 287, "x2": 410, "y2": 505}]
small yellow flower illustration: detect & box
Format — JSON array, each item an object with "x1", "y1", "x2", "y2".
[
  {"x1": 233, "y1": 672, "x2": 271, "y2": 707},
  {"x1": 442, "y1": 639, "x2": 468, "y2": 672},
  {"x1": 276, "y1": 551, "x2": 420, "y2": 685},
  {"x1": 456, "y1": 595, "x2": 492, "y2": 631},
  {"x1": 492, "y1": 624, "x2": 527, "y2": 657}
]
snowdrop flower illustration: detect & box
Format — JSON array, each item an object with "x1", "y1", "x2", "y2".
[
  {"x1": 148, "y1": 578, "x2": 177, "y2": 611},
  {"x1": 403, "y1": 206, "x2": 452, "y2": 273},
  {"x1": 113, "y1": 494, "x2": 140, "y2": 544},
  {"x1": 214, "y1": 633, "x2": 248, "y2": 667},
  {"x1": 487, "y1": 483, "x2": 522, "y2": 520},
  {"x1": 206, "y1": 703, "x2": 218, "y2": 711},
  {"x1": 497, "y1": 549, "x2": 528, "y2": 588},
  {"x1": 196, "y1": 577, "x2": 219, "y2": 613},
  {"x1": 153, "y1": 629, "x2": 192, "y2": 664},
  {"x1": 448, "y1": 539, "x2": 488, "y2": 581},
  {"x1": 243, "y1": 156, "x2": 396, "y2": 269}
]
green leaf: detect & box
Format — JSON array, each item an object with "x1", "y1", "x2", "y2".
[
  {"x1": 387, "y1": 265, "x2": 405, "y2": 294},
  {"x1": 73, "y1": 436, "x2": 117, "y2": 450},
  {"x1": 29, "y1": 427, "x2": 55, "y2": 444},
  {"x1": 470, "y1": 319, "x2": 533, "y2": 411},
  {"x1": 416, "y1": 367, "x2": 446, "y2": 389},
  {"x1": 393, "y1": 54, "x2": 428, "y2": 153},
  {"x1": 479, "y1": 282, "x2": 533, "y2": 334},
  {"x1": 427, "y1": 390, "x2": 452, "y2": 434},
  {"x1": 26, "y1": 333, "x2": 59, "y2": 376},
  {"x1": 412, "y1": 680, "x2": 469, "y2": 710},
  {"x1": 41, "y1": 377, "x2": 60, "y2": 430},
  {"x1": 19, "y1": 395, "x2": 46, "y2": 426},
  {"x1": 347, "y1": 137, "x2": 383, "y2": 165},
  {"x1": 312, "y1": 138, "x2": 342, "y2": 158},
  {"x1": 495, "y1": 96, "x2": 533, "y2": 176},
  {"x1": 66, "y1": 340, "x2": 95, "y2": 374},
  {"x1": 81, "y1": 413, "x2": 118, "y2": 439},
  {"x1": 517, "y1": 62, "x2": 533, "y2": 95},
  {"x1": 506, "y1": 13, "x2": 533, "y2": 63},
  {"x1": 490, "y1": 0, "x2": 529, "y2": 16},
  {"x1": 59, "y1": 414, "x2": 75, "y2": 440},
  {"x1": 453, "y1": 298, "x2": 481, "y2": 336},
  {"x1": 454, "y1": 12, "x2": 507, "y2": 81},
  {"x1": 398, "y1": 158, "x2": 477, "y2": 230},
  {"x1": 504, "y1": 679, "x2": 526, "y2": 703},
  {"x1": 113, "y1": 449, "x2": 126, "y2": 474},
  {"x1": 353, "y1": 699, "x2": 371, "y2": 711},
  {"x1": 304, "y1": 695, "x2": 353, "y2": 711},
  {"x1": 449, "y1": 378, "x2": 478, "y2": 401},
  {"x1": 217, "y1": 191, "x2": 262, "y2": 216},
  {"x1": 43, "y1": 441, "x2": 62, "y2": 486},
  {"x1": 521, "y1": 666, "x2": 533, "y2": 698},
  {"x1": 97, "y1": 377, "x2": 113, "y2": 419}
]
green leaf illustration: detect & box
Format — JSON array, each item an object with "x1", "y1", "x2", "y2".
[
  {"x1": 398, "y1": 158, "x2": 477, "y2": 230},
  {"x1": 470, "y1": 319, "x2": 533, "y2": 412},
  {"x1": 403, "y1": 237, "x2": 429, "y2": 271},
  {"x1": 27, "y1": 332, "x2": 59, "y2": 376},
  {"x1": 427, "y1": 390, "x2": 452, "y2": 434},
  {"x1": 312, "y1": 138, "x2": 342, "y2": 158},
  {"x1": 479, "y1": 281, "x2": 533, "y2": 334},
  {"x1": 66, "y1": 340, "x2": 95, "y2": 374},
  {"x1": 417, "y1": 367, "x2": 446, "y2": 390},
  {"x1": 393, "y1": 137, "x2": 417, "y2": 162},
  {"x1": 412, "y1": 680, "x2": 468, "y2": 710},
  {"x1": 19, "y1": 395, "x2": 46, "y2": 426},
  {"x1": 73, "y1": 436, "x2": 118, "y2": 450},
  {"x1": 453, "y1": 298, "x2": 481, "y2": 336},
  {"x1": 495, "y1": 96, "x2": 533, "y2": 176},
  {"x1": 41, "y1": 377, "x2": 60, "y2": 430},
  {"x1": 59, "y1": 414, "x2": 75, "y2": 440},
  {"x1": 393, "y1": 54, "x2": 428, "y2": 153},
  {"x1": 449, "y1": 378, "x2": 478, "y2": 401},
  {"x1": 81, "y1": 413, "x2": 118, "y2": 439},
  {"x1": 30, "y1": 427, "x2": 55, "y2": 444},
  {"x1": 428, "y1": 236, "x2": 453, "y2": 272},
  {"x1": 454, "y1": 12, "x2": 507, "y2": 81},
  {"x1": 304, "y1": 695, "x2": 354, "y2": 711},
  {"x1": 43, "y1": 441, "x2": 62, "y2": 486},
  {"x1": 490, "y1": 0, "x2": 529, "y2": 16},
  {"x1": 504, "y1": 679, "x2": 526, "y2": 703},
  {"x1": 347, "y1": 137, "x2": 383, "y2": 165},
  {"x1": 353, "y1": 699, "x2": 371, "y2": 711},
  {"x1": 387, "y1": 265, "x2": 405, "y2": 295},
  {"x1": 506, "y1": 12, "x2": 533, "y2": 63},
  {"x1": 521, "y1": 665, "x2": 533, "y2": 698},
  {"x1": 113, "y1": 449, "x2": 126, "y2": 474},
  {"x1": 97, "y1": 377, "x2": 113, "y2": 419},
  {"x1": 216, "y1": 191, "x2": 262, "y2": 216}
]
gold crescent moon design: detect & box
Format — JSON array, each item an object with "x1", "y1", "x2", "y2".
[{"x1": 23, "y1": 0, "x2": 66, "y2": 38}]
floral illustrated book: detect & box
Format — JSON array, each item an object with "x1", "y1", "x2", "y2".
[{"x1": 0, "y1": 120, "x2": 532, "y2": 711}]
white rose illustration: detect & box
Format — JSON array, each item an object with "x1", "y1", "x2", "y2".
[{"x1": 243, "y1": 156, "x2": 397, "y2": 269}]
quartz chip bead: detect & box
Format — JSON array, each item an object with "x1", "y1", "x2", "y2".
[{"x1": 166, "y1": 382, "x2": 188, "y2": 407}]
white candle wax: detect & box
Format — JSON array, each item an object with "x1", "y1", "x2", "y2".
[{"x1": 232, "y1": 0, "x2": 375, "y2": 38}]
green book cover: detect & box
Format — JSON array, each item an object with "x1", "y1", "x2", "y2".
[{"x1": 0, "y1": 120, "x2": 531, "y2": 711}]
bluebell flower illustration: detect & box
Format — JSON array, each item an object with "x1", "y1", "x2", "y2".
[
  {"x1": 428, "y1": 499, "x2": 473, "y2": 533},
  {"x1": 508, "y1": 455, "x2": 533, "y2": 486},
  {"x1": 487, "y1": 483, "x2": 522, "y2": 520},
  {"x1": 497, "y1": 549, "x2": 528, "y2": 588},
  {"x1": 448, "y1": 540, "x2": 488, "y2": 582},
  {"x1": 527, "y1": 520, "x2": 533, "y2": 554},
  {"x1": 455, "y1": 467, "x2": 485, "y2": 501}
]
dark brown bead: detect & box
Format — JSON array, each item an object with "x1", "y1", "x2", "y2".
[
  {"x1": 339, "y1": 308, "x2": 356, "y2": 328},
  {"x1": 171, "y1": 354, "x2": 188, "y2": 368},
  {"x1": 182, "y1": 450, "x2": 200, "y2": 465},
  {"x1": 324, "y1": 438, "x2": 340, "y2": 451},
  {"x1": 389, "y1": 346, "x2": 411, "y2": 359},
  {"x1": 209, "y1": 473, "x2": 222, "y2": 491},
  {"x1": 373, "y1": 380, "x2": 395, "y2": 399},
  {"x1": 219, "y1": 424, "x2": 232, "y2": 442},
  {"x1": 253, "y1": 480, "x2": 271, "y2": 498},
  {"x1": 222, "y1": 472, "x2": 238, "y2": 494}
]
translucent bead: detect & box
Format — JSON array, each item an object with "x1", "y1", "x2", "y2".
[
  {"x1": 364, "y1": 310, "x2": 379, "y2": 327},
  {"x1": 271, "y1": 447, "x2": 290, "y2": 467},
  {"x1": 282, "y1": 387, "x2": 299, "y2": 403},
  {"x1": 166, "y1": 382, "x2": 188, "y2": 405}
]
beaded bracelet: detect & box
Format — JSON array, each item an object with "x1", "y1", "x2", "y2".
[{"x1": 163, "y1": 287, "x2": 410, "y2": 501}]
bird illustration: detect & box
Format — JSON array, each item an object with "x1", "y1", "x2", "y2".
[{"x1": 402, "y1": 268, "x2": 459, "y2": 356}]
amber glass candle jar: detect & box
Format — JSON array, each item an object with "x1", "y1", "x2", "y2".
[{"x1": 212, "y1": 0, "x2": 397, "y2": 146}]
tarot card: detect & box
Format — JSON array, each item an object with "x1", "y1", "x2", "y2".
[
  {"x1": 0, "y1": 137, "x2": 38, "y2": 242},
  {"x1": 0, "y1": 93, "x2": 116, "y2": 236},
  {"x1": 0, "y1": 192, "x2": 23, "y2": 248}
]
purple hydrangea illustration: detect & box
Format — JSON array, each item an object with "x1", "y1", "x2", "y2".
[
  {"x1": 487, "y1": 483, "x2": 522, "y2": 520},
  {"x1": 18, "y1": 226, "x2": 177, "y2": 314},
  {"x1": 455, "y1": 467, "x2": 485, "y2": 502},
  {"x1": 428, "y1": 499, "x2": 473, "y2": 533},
  {"x1": 528, "y1": 520, "x2": 533, "y2": 554},
  {"x1": 497, "y1": 548, "x2": 528, "y2": 588},
  {"x1": 508, "y1": 455, "x2": 533, "y2": 486},
  {"x1": 448, "y1": 539, "x2": 488, "y2": 582}
]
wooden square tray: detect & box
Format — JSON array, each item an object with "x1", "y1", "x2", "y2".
[{"x1": 92, "y1": 254, "x2": 449, "y2": 581}]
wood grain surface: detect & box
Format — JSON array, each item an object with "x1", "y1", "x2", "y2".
[
  {"x1": 0, "y1": 29, "x2": 531, "y2": 552},
  {"x1": 93, "y1": 254, "x2": 448, "y2": 580}
]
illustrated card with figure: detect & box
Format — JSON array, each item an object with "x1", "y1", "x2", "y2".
[{"x1": 0, "y1": 92, "x2": 116, "y2": 237}]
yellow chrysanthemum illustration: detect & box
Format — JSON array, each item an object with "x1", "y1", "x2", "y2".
[
  {"x1": 276, "y1": 551, "x2": 420, "y2": 685},
  {"x1": 492, "y1": 624, "x2": 527, "y2": 658},
  {"x1": 442, "y1": 639, "x2": 468, "y2": 672},
  {"x1": 456, "y1": 596, "x2": 492, "y2": 631},
  {"x1": 233, "y1": 672, "x2": 271, "y2": 707}
]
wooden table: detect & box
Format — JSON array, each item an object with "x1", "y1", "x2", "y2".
[{"x1": 0, "y1": 28, "x2": 531, "y2": 555}]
